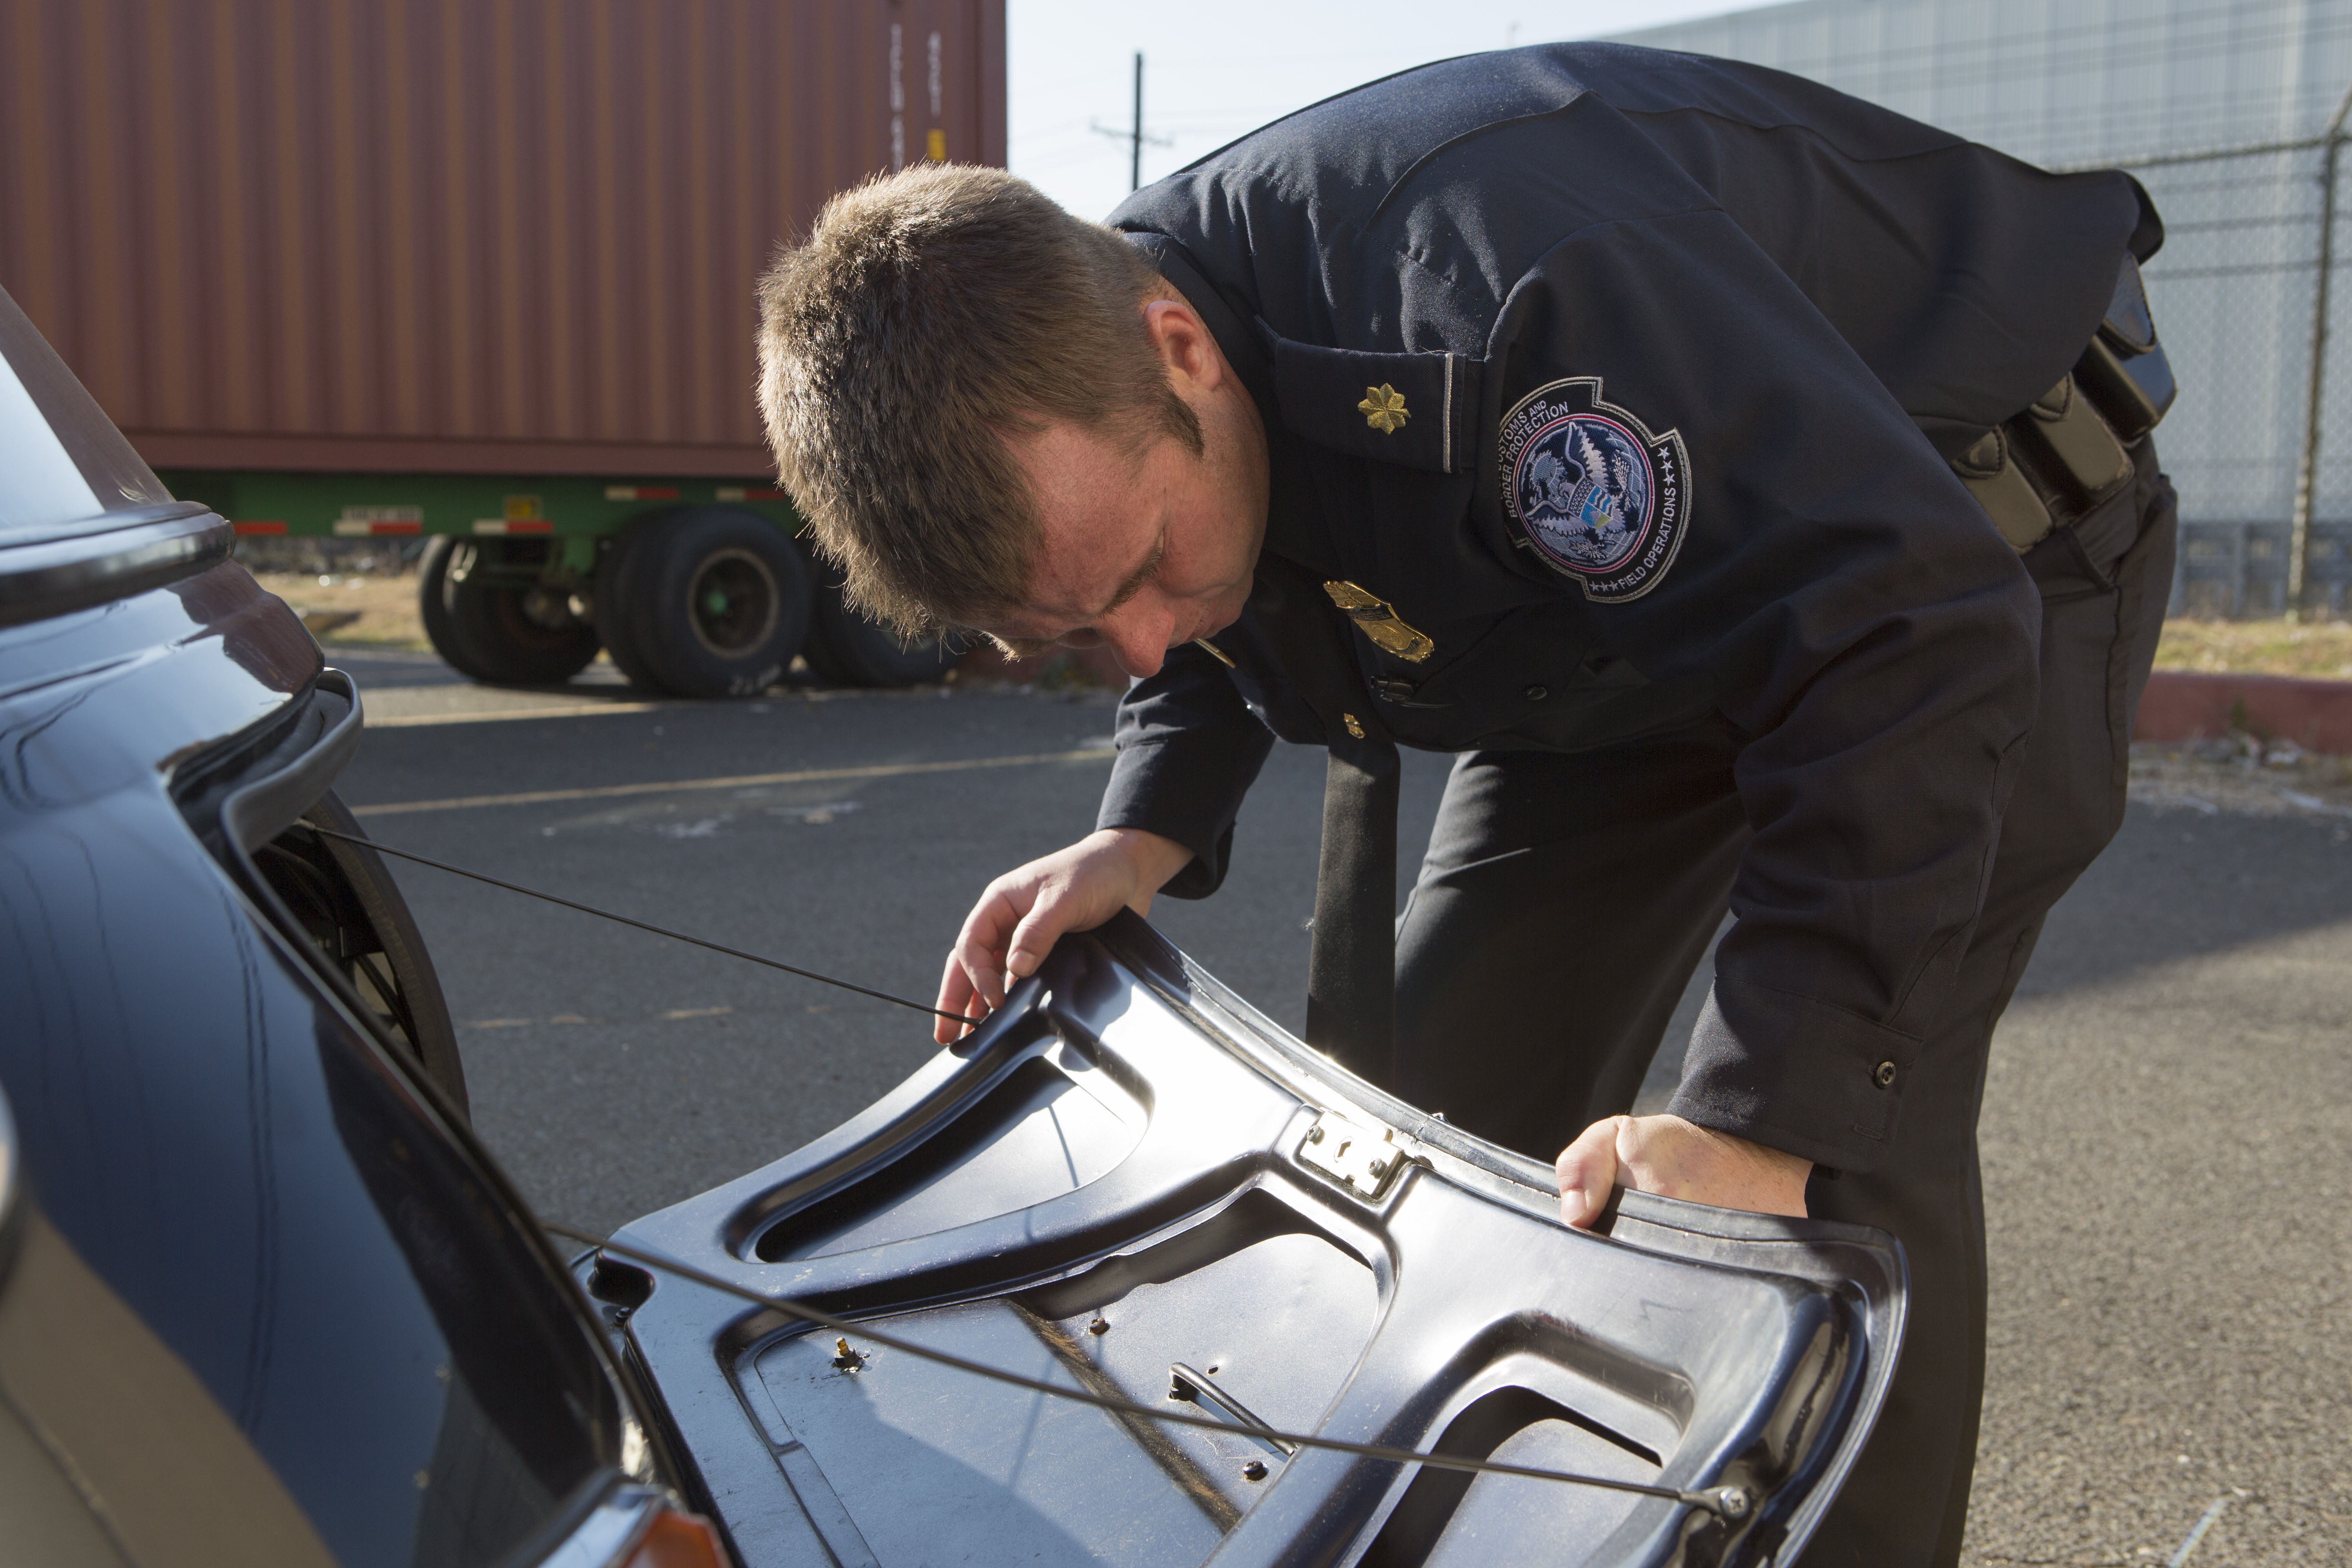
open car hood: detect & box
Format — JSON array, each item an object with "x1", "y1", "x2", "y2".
[{"x1": 592, "y1": 911, "x2": 1904, "y2": 1568}]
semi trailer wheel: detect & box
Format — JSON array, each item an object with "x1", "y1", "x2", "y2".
[
  {"x1": 436, "y1": 537, "x2": 601, "y2": 684},
  {"x1": 590, "y1": 519, "x2": 669, "y2": 691},
  {"x1": 417, "y1": 535, "x2": 496, "y2": 681},
  {"x1": 805, "y1": 575, "x2": 960, "y2": 687},
  {"x1": 595, "y1": 506, "x2": 811, "y2": 698}
]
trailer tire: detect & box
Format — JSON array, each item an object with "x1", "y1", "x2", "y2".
[
  {"x1": 614, "y1": 507, "x2": 811, "y2": 698},
  {"x1": 805, "y1": 579, "x2": 960, "y2": 687},
  {"x1": 442, "y1": 538, "x2": 602, "y2": 685},
  {"x1": 418, "y1": 535, "x2": 497, "y2": 682},
  {"x1": 591, "y1": 521, "x2": 669, "y2": 692}
]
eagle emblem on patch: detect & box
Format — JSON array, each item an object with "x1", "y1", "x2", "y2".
[{"x1": 1498, "y1": 377, "x2": 1689, "y2": 603}]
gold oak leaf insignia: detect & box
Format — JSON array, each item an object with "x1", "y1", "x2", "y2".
[
  {"x1": 1357, "y1": 383, "x2": 1409, "y2": 434},
  {"x1": 1323, "y1": 580, "x2": 1436, "y2": 663}
]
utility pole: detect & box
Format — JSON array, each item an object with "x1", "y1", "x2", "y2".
[
  {"x1": 2289, "y1": 76, "x2": 2352, "y2": 621},
  {"x1": 1131, "y1": 52, "x2": 1144, "y2": 192},
  {"x1": 1091, "y1": 52, "x2": 1169, "y2": 187}
]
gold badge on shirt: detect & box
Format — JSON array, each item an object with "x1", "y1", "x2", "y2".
[{"x1": 1323, "y1": 581, "x2": 1434, "y2": 663}]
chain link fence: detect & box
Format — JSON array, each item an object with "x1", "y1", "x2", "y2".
[
  {"x1": 2109, "y1": 134, "x2": 2352, "y2": 618},
  {"x1": 1613, "y1": 0, "x2": 2352, "y2": 622}
]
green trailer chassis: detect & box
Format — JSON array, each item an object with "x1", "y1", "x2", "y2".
[{"x1": 163, "y1": 469, "x2": 956, "y2": 696}]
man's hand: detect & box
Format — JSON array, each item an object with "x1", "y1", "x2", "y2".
[
  {"x1": 1555, "y1": 1114, "x2": 1812, "y2": 1228},
  {"x1": 935, "y1": 829, "x2": 1193, "y2": 1044}
]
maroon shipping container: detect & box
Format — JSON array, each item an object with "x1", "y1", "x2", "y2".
[{"x1": 0, "y1": 0, "x2": 1008, "y2": 478}]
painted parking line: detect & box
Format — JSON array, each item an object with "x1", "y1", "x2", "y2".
[
  {"x1": 368, "y1": 701, "x2": 666, "y2": 728},
  {"x1": 2167, "y1": 1498, "x2": 2231, "y2": 1567},
  {"x1": 463, "y1": 1005, "x2": 736, "y2": 1028},
  {"x1": 348, "y1": 746, "x2": 1120, "y2": 817}
]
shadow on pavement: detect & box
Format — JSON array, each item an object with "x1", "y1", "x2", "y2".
[{"x1": 2018, "y1": 803, "x2": 2352, "y2": 998}]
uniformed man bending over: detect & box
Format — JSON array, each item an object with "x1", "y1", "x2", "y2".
[{"x1": 755, "y1": 43, "x2": 2177, "y2": 1566}]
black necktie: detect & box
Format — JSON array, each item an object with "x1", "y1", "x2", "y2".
[{"x1": 1247, "y1": 557, "x2": 1399, "y2": 1088}]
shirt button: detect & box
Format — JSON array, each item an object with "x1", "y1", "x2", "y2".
[
  {"x1": 1523, "y1": 684, "x2": 1548, "y2": 701},
  {"x1": 1873, "y1": 1060, "x2": 1898, "y2": 1088}
]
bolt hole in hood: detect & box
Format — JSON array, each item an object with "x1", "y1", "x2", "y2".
[
  {"x1": 601, "y1": 913, "x2": 1906, "y2": 1568},
  {"x1": 0, "y1": 281, "x2": 706, "y2": 1568}
]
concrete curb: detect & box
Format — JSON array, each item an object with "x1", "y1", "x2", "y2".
[{"x1": 2136, "y1": 669, "x2": 2352, "y2": 751}]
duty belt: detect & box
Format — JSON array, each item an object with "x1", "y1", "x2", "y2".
[{"x1": 1952, "y1": 254, "x2": 2177, "y2": 551}]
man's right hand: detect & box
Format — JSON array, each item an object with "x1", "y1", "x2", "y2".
[{"x1": 935, "y1": 828, "x2": 1194, "y2": 1043}]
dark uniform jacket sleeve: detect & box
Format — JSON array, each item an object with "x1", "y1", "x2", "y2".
[
  {"x1": 1483, "y1": 206, "x2": 2042, "y2": 1172},
  {"x1": 1096, "y1": 641, "x2": 1275, "y2": 900}
]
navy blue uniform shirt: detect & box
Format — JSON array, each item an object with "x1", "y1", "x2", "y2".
[{"x1": 1093, "y1": 43, "x2": 2156, "y2": 1171}]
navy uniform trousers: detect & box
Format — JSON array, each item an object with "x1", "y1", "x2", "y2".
[{"x1": 1391, "y1": 447, "x2": 2177, "y2": 1567}]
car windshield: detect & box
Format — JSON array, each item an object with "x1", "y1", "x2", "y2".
[{"x1": 0, "y1": 284, "x2": 170, "y2": 539}]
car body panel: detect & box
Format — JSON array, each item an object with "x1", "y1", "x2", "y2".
[
  {"x1": 0, "y1": 280, "x2": 653, "y2": 1567},
  {"x1": 0, "y1": 616, "x2": 639, "y2": 1564},
  {"x1": 601, "y1": 915, "x2": 1905, "y2": 1568}
]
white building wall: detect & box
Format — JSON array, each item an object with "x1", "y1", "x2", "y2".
[
  {"x1": 1618, "y1": 0, "x2": 2352, "y2": 162},
  {"x1": 1611, "y1": 0, "x2": 2352, "y2": 606}
]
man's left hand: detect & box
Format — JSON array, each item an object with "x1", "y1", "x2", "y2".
[{"x1": 1555, "y1": 1114, "x2": 1812, "y2": 1228}]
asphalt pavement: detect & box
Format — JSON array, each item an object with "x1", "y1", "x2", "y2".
[{"x1": 330, "y1": 645, "x2": 2351, "y2": 1568}]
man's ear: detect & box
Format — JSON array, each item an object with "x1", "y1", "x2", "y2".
[{"x1": 1140, "y1": 297, "x2": 1223, "y2": 392}]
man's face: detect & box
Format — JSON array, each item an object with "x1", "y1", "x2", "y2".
[{"x1": 980, "y1": 298, "x2": 1270, "y2": 679}]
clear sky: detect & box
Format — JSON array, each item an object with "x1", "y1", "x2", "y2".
[{"x1": 1006, "y1": 0, "x2": 1784, "y2": 221}]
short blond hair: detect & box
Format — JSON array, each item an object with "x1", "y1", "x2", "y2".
[{"x1": 756, "y1": 165, "x2": 1200, "y2": 635}]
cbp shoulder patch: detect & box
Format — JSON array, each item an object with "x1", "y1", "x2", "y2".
[{"x1": 1498, "y1": 377, "x2": 1690, "y2": 604}]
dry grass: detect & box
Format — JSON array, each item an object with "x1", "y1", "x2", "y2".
[
  {"x1": 248, "y1": 569, "x2": 429, "y2": 650},
  {"x1": 2130, "y1": 737, "x2": 2352, "y2": 816},
  {"x1": 2153, "y1": 617, "x2": 2352, "y2": 680}
]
